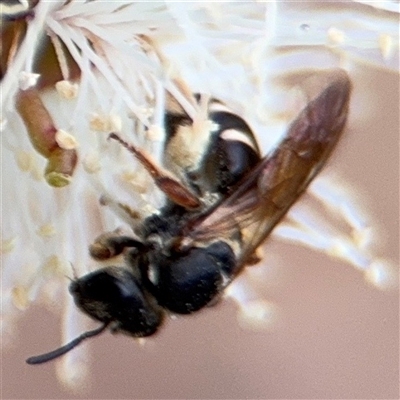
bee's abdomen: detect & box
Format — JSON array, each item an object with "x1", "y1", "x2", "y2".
[
  {"x1": 150, "y1": 241, "x2": 236, "y2": 314},
  {"x1": 204, "y1": 110, "x2": 261, "y2": 194}
]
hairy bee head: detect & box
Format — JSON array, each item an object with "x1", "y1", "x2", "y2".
[{"x1": 69, "y1": 266, "x2": 163, "y2": 337}]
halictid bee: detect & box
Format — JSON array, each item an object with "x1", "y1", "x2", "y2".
[{"x1": 26, "y1": 69, "x2": 351, "y2": 364}]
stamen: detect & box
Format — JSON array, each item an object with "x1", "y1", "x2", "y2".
[
  {"x1": 89, "y1": 113, "x2": 122, "y2": 132},
  {"x1": 37, "y1": 223, "x2": 56, "y2": 237},
  {"x1": 55, "y1": 80, "x2": 79, "y2": 99},
  {"x1": 2, "y1": 238, "x2": 17, "y2": 254},
  {"x1": 55, "y1": 129, "x2": 79, "y2": 150},
  {"x1": 49, "y1": 32, "x2": 71, "y2": 81},
  {"x1": 225, "y1": 281, "x2": 280, "y2": 331},
  {"x1": 11, "y1": 286, "x2": 30, "y2": 311},
  {"x1": 379, "y1": 33, "x2": 394, "y2": 60},
  {"x1": 15, "y1": 150, "x2": 34, "y2": 172},
  {"x1": 7, "y1": 20, "x2": 24, "y2": 68},
  {"x1": 82, "y1": 151, "x2": 101, "y2": 174},
  {"x1": 327, "y1": 27, "x2": 346, "y2": 46}
]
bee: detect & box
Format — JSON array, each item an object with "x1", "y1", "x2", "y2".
[
  {"x1": 26, "y1": 69, "x2": 351, "y2": 364},
  {"x1": 0, "y1": 0, "x2": 34, "y2": 21}
]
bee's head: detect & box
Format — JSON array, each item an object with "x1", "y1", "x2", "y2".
[
  {"x1": 69, "y1": 266, "x2": 163, "y2": 337},
  {"x1": 26, "y1": 266, "x2": 163, "y2": 365}
]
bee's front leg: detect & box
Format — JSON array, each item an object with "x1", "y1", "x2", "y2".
[{"x1": 89, "y1": 230, "x2": 144, "y2": 261}]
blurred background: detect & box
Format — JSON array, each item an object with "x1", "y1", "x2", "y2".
[{"x1": 1, "y1": 1, "x2": 399, "y2": 399}]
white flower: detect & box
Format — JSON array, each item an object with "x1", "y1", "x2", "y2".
[{"x1": 1, "y1": 0, "x2": 398, "y2": 391}]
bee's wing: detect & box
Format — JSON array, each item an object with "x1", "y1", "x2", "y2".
[{"x1": 183, "y1": 69, "x2": 352, "y2": 266}]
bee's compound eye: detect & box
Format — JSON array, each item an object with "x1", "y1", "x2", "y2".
[
  {"x1": 69, "y1": 266, "x2": 162, "y2": 337},
  {"x1": 153, "y1": 241, "x2": 236, "y2": 314}
]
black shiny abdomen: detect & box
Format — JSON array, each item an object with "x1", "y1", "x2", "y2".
[
  {"x1": 151, "y1": 241, "x2": 236, "y2": 314},
  {"x1": 202, "y1": 110, "x2": 261, "y2": 194},
  {"x1": 206, "y1": 138, "x2": 260, "y2": 194}
]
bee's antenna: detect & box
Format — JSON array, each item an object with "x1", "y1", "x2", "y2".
[
  {"x1": 108, "y1": 132, "x2": 200, "y2": 209},
  {"x1": 26, "y1": 323, "x2": 109, "y2": 365}
]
